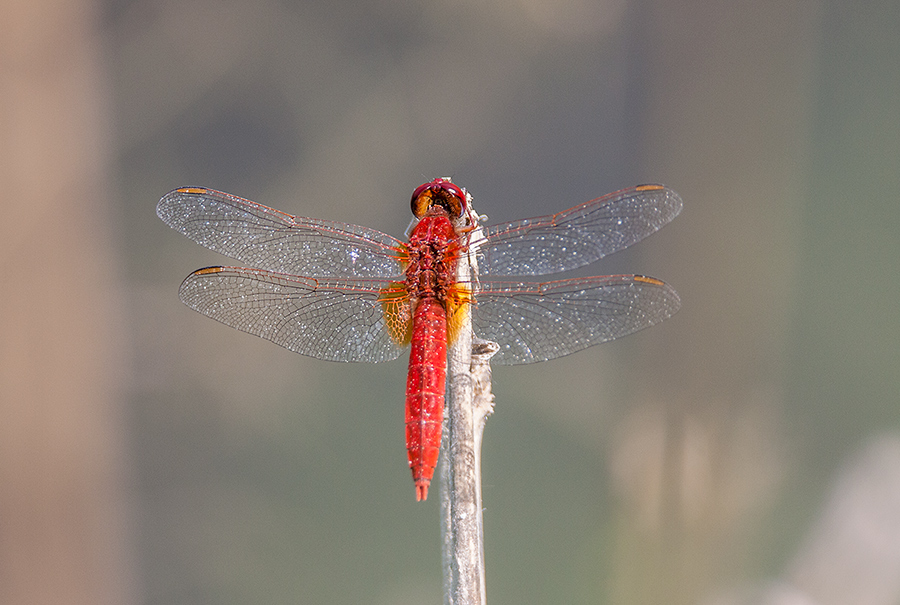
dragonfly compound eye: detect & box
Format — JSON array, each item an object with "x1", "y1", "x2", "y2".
[{"x1": 410, "y1": 178, "x2": 466, "y2": 220}]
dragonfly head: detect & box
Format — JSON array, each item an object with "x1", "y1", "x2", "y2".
[{"x1": 411, "y1": 177, "x2": 467, "y2": 220}]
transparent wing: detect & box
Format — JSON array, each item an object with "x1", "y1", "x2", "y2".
[
  {"x1": 158, "y1": 187, "x2": 406, "y2": 278},
  {"x1": 472, "y1": 275, "x2": 680, "y2": 365},
  {"x1": 178, "y1": 266, "x2": 407, "y2": 363},
  {"x1": 472, "y1": 184, "x2": 682, "y2": 276}
]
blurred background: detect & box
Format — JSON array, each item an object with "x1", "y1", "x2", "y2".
[{"x1": 3, "y1": 0, "x2": 900, "y2": 604}]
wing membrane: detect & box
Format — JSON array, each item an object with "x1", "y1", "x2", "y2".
[
  {"x1": 472, "y1": 185, "x2": 682, "y2": 276},
  {"x1": 158, "y1": 188, "x2": 405, "y2": 278},
  {"x1": 178, "y1": 266, "x2": 407, "y2": 363},
  {"x1": 472, "y1": 275, "x2": 680, "y2": 364}
]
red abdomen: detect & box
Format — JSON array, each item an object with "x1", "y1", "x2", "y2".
[
  {"x1": 403, "y1": 210, "x2": 459, "y2": 501},
  {"x1": 405, "y1": 296, "x2": 447, "y2": 501}
]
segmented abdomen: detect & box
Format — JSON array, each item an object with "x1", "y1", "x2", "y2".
[{"x1": 405, "y1": 296, "x2": 447, "y2": 501}]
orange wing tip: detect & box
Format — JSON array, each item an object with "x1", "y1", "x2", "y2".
[
  {"x1": 635, "y1": 184, "x2": 665, "y2": 192},
  {"x1": 415, "y1": 481, "x2": 430, "y2": 501},
  {"x1": 193, "y1": 266, "x2": 225, "y2": 275},
  {"x1": 633, "y1": 275, "x2": 665, "y2": 286},
  {"x1": 176, "y1": 187, "x2": 209, "y2": 194}
]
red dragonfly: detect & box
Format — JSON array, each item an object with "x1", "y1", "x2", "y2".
[{"x1": 157, "y1": 178, "x2": 681, "y2": 500}]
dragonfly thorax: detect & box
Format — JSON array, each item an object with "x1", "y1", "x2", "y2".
[{"x1": 405, "y1": 213, "x2": 459, "y2": 303}]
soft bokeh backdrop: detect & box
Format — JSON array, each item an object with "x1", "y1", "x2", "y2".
[{"x1": 3, "y1": 1, "x2": 900, "y2": 604}]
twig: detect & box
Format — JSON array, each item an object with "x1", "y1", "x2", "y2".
[{"x1": 441, "y1": 210, "x2": 498, "y2": 605}]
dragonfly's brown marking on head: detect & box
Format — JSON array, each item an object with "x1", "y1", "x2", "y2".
[{"x1": 410, "y1": 178, "x2": 466, "y2": 220}]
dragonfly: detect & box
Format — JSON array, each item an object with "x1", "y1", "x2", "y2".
[{"x1": 157, "y1": 178, "x2": 681, "y2": 501}]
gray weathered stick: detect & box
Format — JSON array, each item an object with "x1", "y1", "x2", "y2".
[{"x1": 441, "y1": 205, "x2": 497, "y2": 605}]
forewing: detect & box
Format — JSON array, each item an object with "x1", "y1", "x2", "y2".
[
  {"x1": 472, "y1": 185, "x2": 681, "y2": 276},
  {"x1": 157, "y1": 187, "x2": 405, "y2": 278},
  {"x1": 178, "y1": 266, "x2": 407, "y2": 363},
  {"x1": 472, "y1": 275, "x2": 680, "y2": 364}
]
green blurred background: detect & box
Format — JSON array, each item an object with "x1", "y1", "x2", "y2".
[{"x1": 3, "y1": 1, "x2": 900, "y2": 604}]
